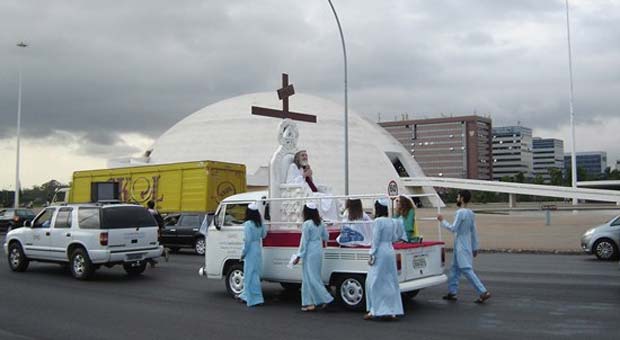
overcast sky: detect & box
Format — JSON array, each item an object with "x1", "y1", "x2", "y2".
[{"x1": 1, "y1": 0, "x2": 619, "y2": 189}]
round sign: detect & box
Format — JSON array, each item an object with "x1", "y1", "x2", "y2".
[{"x1": 387, "y1": 180, "x2": 398, "y2": 197}]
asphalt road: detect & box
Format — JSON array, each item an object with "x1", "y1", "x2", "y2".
[{"x1": 0, "y1": 249, "x2": 619, "y2": 340}]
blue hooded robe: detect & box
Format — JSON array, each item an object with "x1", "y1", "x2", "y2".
[
  {"x1": 239, "y1": 220, "x2": 267, "y2": 307},
  {"x1": 298, "y1": 220, "x2": 334, "y2": 306}
]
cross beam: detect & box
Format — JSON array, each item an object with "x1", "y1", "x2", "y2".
[{"x1": 251, "y1": 73, "x2": 317, "y2": 123}]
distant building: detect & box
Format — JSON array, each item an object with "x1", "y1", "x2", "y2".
[
  {"x1": 379, "y1": 115, "x2": 493, "y2": 180},
  {"x1": 492, "y1": 126, "x2": 533, "y2": 180},
  {"x1": 564, "y1": 152, "x2": 607, "y2": 179},
  {"x1": 532, "y1": 138, "x2": 564, "y2": 183}
]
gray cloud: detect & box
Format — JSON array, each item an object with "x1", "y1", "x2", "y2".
[{"x1": 0, "y1": 0, "x2": 618, "y2": 160}]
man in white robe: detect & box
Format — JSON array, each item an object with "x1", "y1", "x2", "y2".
[{"x1": 286, "y1": 150, "x2": 340, "y2": 222}]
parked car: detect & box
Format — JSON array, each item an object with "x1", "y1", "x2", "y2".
[
  {"x1": 3, "y1": 204, "x2": 162, "y2": 280},
  {"x1": 581, "y1": 214, "x2": 620, "y2": 260},
  {"x1": 0, "y1": 208, "x2": 36, "y2": 232},
  {"x1": 161, "y1": 212, "x2": 212, "y2": 255}
]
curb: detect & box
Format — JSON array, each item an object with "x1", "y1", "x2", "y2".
[{"x1": 444, "y1": 248, "x2": 584, "y2": 255}]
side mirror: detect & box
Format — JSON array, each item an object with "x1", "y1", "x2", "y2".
[
  {"x1": 214, "y1": 215, "x2": 221, "y2": 230},
  {"x1": 24, "y1": 220, "x2": 31, "y2": 228}
]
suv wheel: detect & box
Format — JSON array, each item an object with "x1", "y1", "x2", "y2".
[
  {"x1": 194, "y1": 237, "x2": 206, "y2": 255},
  {"x1": 225, "y1": 263, "x2": 244, "y2": 297},
  {"x1": 335, "y1": 274, "x2": 366, "y2": 311},
  {"x1": 70, "y1": 248, "x2": 95, "y2": 280},
  {"x1": 8, "y1": 242, "x2": 29, "y2": 272},
  {"x1": 593, "y1": 238, "x2": 619, "y2": 260},
  {"x1": 123, "y1": 261, "x2": 147, "y2": 276}
]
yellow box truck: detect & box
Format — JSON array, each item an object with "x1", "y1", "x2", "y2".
[{"x1": 52, "y1": 161, "x2": 246, "y2": 214}]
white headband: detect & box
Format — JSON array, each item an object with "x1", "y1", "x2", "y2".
[
  {"x1": 305, "y1": 202, "x2": 317, "y2": 210},
  {"x1": 248, "y1": 203, "x2": 258, "y2": 211},
  {"x1": 376, "y1": 198, "x2": 390, "y2": 207}
]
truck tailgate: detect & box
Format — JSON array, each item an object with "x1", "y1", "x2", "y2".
[
  {"x1": 396, "y1": 242, "x2": 445, "y2": 282},
  {"x1": 107, "y1": 227, "x2": 159, "y2": 253}
]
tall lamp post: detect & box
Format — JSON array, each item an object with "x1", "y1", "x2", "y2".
[
  {"x1": 327, "y1": 0, "x2": 349, "y2": 195},
  {"x1": 564, "y1": 1, "x2": 577, "y2": 205},
  {"x1": 15, "y1": 42, "x2": 28, "y2": 208}
]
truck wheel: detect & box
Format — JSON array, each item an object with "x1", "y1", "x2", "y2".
[
  {"x1": 123, "y1": 261, "x2": 147, "y2": 276},
  {"x1": 593, "y1": 238, "x2": 619, "y2": 260},
  {"x1": 8, "y1": 242, "x2": 29, "y2": 272},
  {"x1": 335, "y1": 274, "x2": 366, "y2": 311},
  {"x1": 402, "y1": 289, "x2": 420, "y2": 300},
  {"x1": 194, "y1": 237, "x2": 206, "y2": 255},
  {"x1": 225, "y1": 263, "x2": 244, "y2": 297},
  {"x1": 70, "y1": 248, "x2": 95, "y2": 280}
]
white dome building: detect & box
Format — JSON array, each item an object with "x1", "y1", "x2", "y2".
[{"x1": 143, "y1": 92, "x2": 437, "y2": 204}]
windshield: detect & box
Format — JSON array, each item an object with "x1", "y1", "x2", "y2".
[{"x1": 102, "y1": 206, "x2": 156, "y2": 229}]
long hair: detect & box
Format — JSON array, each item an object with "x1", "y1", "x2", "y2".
[
  {"x1": 244, "y1": 207, "x2": 262, "y2": 227},
  {"x1": 397, "y1": 195, "x2": 414, "y2": 216},
  {"x1": 303, "y1": 205, "x2": 322, "y2": 226},
  {"x1": 374, "y1": 201, "x2": 389, "y2": 218},
  {"x1": 345, "y1": 199, "x2": 363, "y2": 221}
]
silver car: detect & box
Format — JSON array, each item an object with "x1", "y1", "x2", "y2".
[{"x1": 581, "y1": 214, "x2": 620, "y2": 260}]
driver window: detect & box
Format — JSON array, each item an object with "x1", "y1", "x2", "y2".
[
  {"x1": 223, "y1": 204, "x2": 248, "y2": 226},
  {"x1": 33, "y1": 208, "x2": 55, "y2": 229}
]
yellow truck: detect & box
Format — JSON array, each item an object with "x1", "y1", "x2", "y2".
[{"x1": 51, "y1": 161, "x2": 246, "y2": 214}]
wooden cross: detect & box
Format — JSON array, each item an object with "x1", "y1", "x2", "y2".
[{"x1": 251, "y1": 73, "x2": 317, "y2": 123}]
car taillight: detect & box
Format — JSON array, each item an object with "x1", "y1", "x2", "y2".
[
  {"x1": 441, "y1": 247, "x2": 445, "y2": 266},
  {"x1": 100, "y1": 232, "x2": 108, "y2": 246},
  {"x1": 396, "y1": 253, "x2": 402, "y2": 272}
]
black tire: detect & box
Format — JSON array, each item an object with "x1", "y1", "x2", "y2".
[
  {"x1": 225, "y1": 263, "x2": 244, "y2": 298},
  {"x1": 123, "y1": 261, "x2": 147, "y2": 276},
  {"x1": 7, "y1": 242, "x2": 29, "y2": 272},
  {"x1": 194, "y1": 237, "x2": 206, "y2": 255},
  {"x1": 280, "y1": 282, "x2": 301, "y2": 292},
  {"x1": 335, "y1": 274, "x2": 366, "y2": 311},
  {"x1": 402, "y1": 289, "x2": 420, "y2": 300},
  {"x1": 70, "y1": 248, "x2": 95, "y2": 280},
  {"x1": 593, "y1": 238, "x2": 619, "y2": 260}
]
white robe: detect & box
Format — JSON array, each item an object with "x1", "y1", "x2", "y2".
[{"x1": 286, "y1": 163, "x2": 339, "y2": 222}]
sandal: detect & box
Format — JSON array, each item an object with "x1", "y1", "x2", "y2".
[
  {"x1": 442, "y1": 293, "x2": 458, "y2": 301},
  {"x1": 363, "y1": 313, "x2": 373, "y2": 320},
  {"x1": 474, "y1": 291, "x2": 491, "y2": 304},
  {"x1": 301, "y1": 305, "x2": 316, "y2": 312}
]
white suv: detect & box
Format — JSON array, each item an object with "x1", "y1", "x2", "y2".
[{"x1": 4, "y1": 204, "x2": 162, "y2": 280}]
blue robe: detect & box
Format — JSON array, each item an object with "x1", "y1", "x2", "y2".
[
  {"x1": 440, "y1": 208, "x2": 478, "y2": 269},
  {"x1": 239, "y1": 220, "x2": 267, "y2": 307},
  {"x1": 298, "y1": 220, "x2": 334, "y2": 306},
  {"x1": 365, "y1": 217, "x2": 404, "y2": 317}
]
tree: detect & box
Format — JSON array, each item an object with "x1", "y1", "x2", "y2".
[
  {"x1": 548, "y1": 168, "x2": 563, "y2": 186},
  {"x1": 514, "y1": 172, "x2": 525, "y2": 183},
  {"x1": 533, "y1": 174, "x2": 545, "y2": 185}
]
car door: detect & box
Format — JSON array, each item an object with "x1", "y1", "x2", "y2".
[
  {"x1": 26, "y1": 208, "x2": 55, "y2": 259},
  {"x1": 48, "y1": 207, "x2": 74, "y2": 261},
  {"x1": 176, "y1": 214, "x2": 203, "y2": 246},
  {"x1": 161, "y1": 214, "x2": 180, "y2": 246}
]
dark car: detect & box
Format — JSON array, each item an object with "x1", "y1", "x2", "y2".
[
  {"x1": 160, "y1": 212, "x2": 213, "y2": 255},
  {"x1": 0, "y1": 208, "x2": 36, "y2": 232}
]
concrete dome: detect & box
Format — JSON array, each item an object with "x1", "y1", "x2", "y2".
[{"x1": 148, "y1": 92, "x2": 433, "y2": 198}]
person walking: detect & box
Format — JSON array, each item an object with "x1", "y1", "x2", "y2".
[
  {"x1": 239, "y1": 203, "x2": 268, "y2": 307},
  {"x1": 147, "y1": 200, "x2": 168, "y2": 264},
  {"x1": 364, "y1": 198, "x2": 404, "y2": 321},
  {"x1": 293, "y1": 202, "x2": 334, "y2": 312},
  {"x1": 437, "y1": 190, "x2": 491, "y2": 304}
]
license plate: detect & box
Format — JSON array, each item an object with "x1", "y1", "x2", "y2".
[
  {"x1": 126, "y1": 253, "x2": 144, "y2": 261},
  {"x1": 413, "y1": 255, "x2": 427, "y2": 269}
]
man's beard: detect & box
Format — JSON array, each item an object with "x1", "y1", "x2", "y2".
[{"x1": 300, "y1": 160, "x2": 309, "y2": 167}]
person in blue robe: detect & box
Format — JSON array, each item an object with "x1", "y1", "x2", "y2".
[
  {"x1": 364, "y1": 198, "x2": 404, "y2": 320},
  {"x1": 437, "y1": 190, "x2": 491, "y2": 304},
  {"x1": 239, "y1": 203, "x2": 268, "y2": 307},
  {"x1": 293, "y1": 202, "x2": 334, "y2": 311}
]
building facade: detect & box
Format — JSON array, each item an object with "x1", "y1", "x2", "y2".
[
  {"x1": 564, "y1": 152, "x2": 607, "y2": 179},
  {"x1": 379, "y1": 116, "x2": 493, "y2": 180},
  {"x1": 492, "y1": 126, "x2": 534, "y2": 180},
  {"x1": 532, "y1": 137, "x2": 564, "y2": 183}
]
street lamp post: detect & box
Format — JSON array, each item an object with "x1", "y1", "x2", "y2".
[
  {"x1": 564, "y1": 1, "x2": 577, "y2": 205},
  {"x1": 327, "y1": 0, "x2": 349, "y2": 195},
  {"x1": 15, "y1": 42, "x2": 28, "y2": 208}
]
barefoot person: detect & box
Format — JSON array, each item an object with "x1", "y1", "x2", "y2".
[
  {"x1": 293, "y1": 202, "x2": 334, "y2": 311},
  {"x1": 239, "y1": 203, "x2": 268, "y2": 307},
  {"x1": 437, "y1": 190, "x2": 491, "y2": 304},
  {"x1": 364, "y1": 198, "x2": 404, "y2": 320}
]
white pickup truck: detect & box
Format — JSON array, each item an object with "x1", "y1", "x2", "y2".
[{"x1": 199, "y1": 191, "x2": 447, "y2": 310}]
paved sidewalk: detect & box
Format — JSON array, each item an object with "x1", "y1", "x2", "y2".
[{"x1": 415, "y1": 207, "x2": 619, "y2": 253}]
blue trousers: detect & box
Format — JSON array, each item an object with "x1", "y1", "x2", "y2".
[{"x1": 448, "y1": 262, "x2": 487, "y2": 295}]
